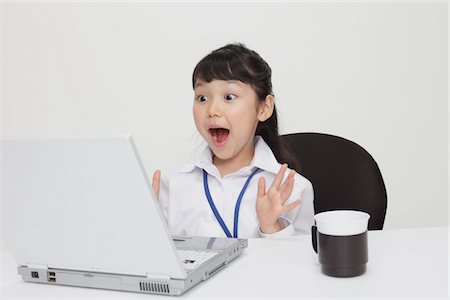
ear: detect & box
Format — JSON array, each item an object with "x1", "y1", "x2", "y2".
[{"x1": 257, "y1": 94, "x2": 275, "y2": 122}]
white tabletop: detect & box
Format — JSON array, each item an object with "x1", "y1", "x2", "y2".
[{"x1": 1, "y1": 227, "x2": 448, "y2": 299}]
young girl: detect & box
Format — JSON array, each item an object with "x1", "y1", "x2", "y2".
[{"x1": 152, "y1": 43, "x2": 314, "y2": 238}]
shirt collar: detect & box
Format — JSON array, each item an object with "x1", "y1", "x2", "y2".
[
  {"x1": 250, "y1": 136, "x2": 282, "y2": 175},
  {"x1": 186, "y1": 136, "x2": 281, "y2": 176}
]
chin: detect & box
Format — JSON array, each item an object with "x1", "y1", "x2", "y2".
[{"x1": 210, "y1": 147, "x2": 234, "y2": 161}]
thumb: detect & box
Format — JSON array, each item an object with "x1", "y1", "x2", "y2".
[{"x1": 283, "y1": 199, "x2": 301, "y2": 214}]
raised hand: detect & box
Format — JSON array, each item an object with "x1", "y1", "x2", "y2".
[{"x1": 256, "y1": 164, "x2": 301, "y2": 234}]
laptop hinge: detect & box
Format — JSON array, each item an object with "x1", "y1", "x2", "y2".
[
  {"x1": 26, "y1": 263, "x2": 48, "y2": 269},
  {"x1": 146, "y1": 273, "x2": 171, "y2": 280}
]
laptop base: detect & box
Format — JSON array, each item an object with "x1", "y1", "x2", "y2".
[
  {"x1": 18, "y1": 239, "x2": 246, "y2": 296},
  {"x1": 18, "y1": 266, "x2": 186, "y2": 295}
]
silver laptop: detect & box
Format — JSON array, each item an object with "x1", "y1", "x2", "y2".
[{"x1": 1, "y1": 136, "x2": 247, "y2": 296}]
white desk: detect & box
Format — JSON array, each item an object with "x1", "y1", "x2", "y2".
[{"x1": 1, "y1": 227, "x2": 448, "y2": 299}]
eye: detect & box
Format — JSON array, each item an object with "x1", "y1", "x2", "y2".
[
  {"x1": 224, "y1": 94, "x2": 237, "y2": 101},
  {"x1": 196, "y1": 95, "x2": 208, "y2": 102}
]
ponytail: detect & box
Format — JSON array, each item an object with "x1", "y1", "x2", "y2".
[{"x1": 256, "y1": 106, "x2": 300, "y2": 171}]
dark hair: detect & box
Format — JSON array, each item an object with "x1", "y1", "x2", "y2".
[{"x1": 192, "y1": 43, "x2": 299, "y2": 171}]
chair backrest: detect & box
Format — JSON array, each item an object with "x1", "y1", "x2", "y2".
[{"x1": 282, "y1": 132, "x2": 387, "y2": 230}]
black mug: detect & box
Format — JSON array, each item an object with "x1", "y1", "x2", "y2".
[{"x1": 311, "y1": 210, "x2": 370, "y2": 277}]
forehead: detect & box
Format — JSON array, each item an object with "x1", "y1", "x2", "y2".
[{"x1": 194, "y1": 79, "x2": 247, "y2": 90}]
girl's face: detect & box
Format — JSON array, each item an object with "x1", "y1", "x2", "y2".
[{"x1": 193, "y1": 79, "x2": 272, "y2": 168}]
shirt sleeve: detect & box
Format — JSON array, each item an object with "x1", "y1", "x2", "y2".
[{"x1": 258, "y1": 216, "x2": 295, "y2": 238}]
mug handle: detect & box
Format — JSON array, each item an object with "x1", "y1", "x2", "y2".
[{"x1": 311, "y1": 225, "x2": 318, "y2": 253}]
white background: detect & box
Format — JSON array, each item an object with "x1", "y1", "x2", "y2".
[{"x1": 0, "y1": 1, "x2": 448, "y2": 244}]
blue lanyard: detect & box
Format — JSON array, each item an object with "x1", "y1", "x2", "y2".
[{"x1": 203, "y1": 168, "x2": 260, "y2": 238}]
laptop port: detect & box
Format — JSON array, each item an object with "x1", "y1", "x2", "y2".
[
  {"x1": 47, "y1": 271, "x2": 56, "y2": 282},
  {"x1": 31, "y1": 271, "x2": 39, "y2": 278},
  {"x1": 207, "y1": 262, "x2": 226, "y2": 277}
]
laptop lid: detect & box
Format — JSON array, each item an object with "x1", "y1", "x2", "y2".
[{"x1": 1, "y1": 136, "x2": 187, "y2": 279}]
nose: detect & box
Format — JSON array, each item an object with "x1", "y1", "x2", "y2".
[{"x1": 207, "y1": 98, "x2": 222, "y2": 117}]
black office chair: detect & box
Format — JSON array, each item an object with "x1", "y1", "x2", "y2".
[{"x1": 282, "y1": 132, "x2": 387, "y2": 230}]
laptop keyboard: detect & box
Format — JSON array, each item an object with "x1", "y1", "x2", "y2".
[{"x1": 177, "y1": 250, "x2": 219, "y2": 270}]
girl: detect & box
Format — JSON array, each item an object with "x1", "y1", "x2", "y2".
[{"x1": 152, "y1": 43, "x2": 314, "y2": 238}]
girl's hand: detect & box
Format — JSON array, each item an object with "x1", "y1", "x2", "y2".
[
  {"x1": 256, "y1": 164, "x2": 301, "y2": 234},
  {"x1": 152, "y1": 170, "x2": 161, "y2": 200}
]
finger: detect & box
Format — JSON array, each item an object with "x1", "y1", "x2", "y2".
[
  {"x1": 280, "y1": 172, "x2": 296, "y2": 202},
  {"x1": 152, "y1": 170, "x2": 161, "y2": 199},
  {"x1": 282, "y1": 199, "x2": 301, "y2": 214},
  {"x1": 257, "y1": 176, "x2": 266, "y2": 199},
  {"x1": 271, "y1": 163, "x2": 288, "y2": 190},
  {"x1": 281, "y1": 184, "x2": 295, "y2": 206},
  {"x1": 279, "y1": 169, "x2": 295, "y2": 196}
]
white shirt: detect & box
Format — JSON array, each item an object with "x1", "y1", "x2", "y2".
[{"x1": 158, "y1": 136, "x2": 315, "y2": 238}]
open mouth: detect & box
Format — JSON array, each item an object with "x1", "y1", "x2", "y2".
[{"x1": 208, "y1": 128, "x2": 230, "y2": 145}]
